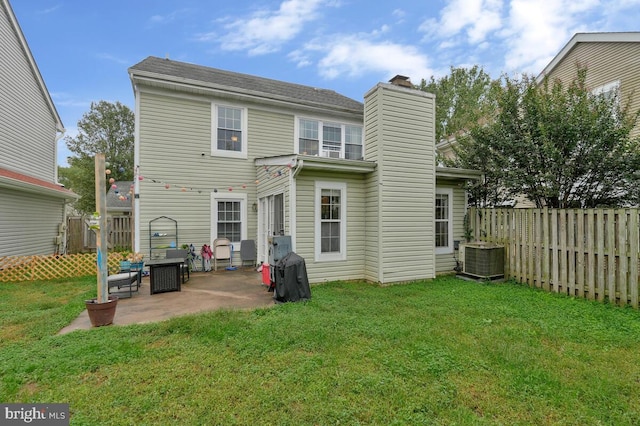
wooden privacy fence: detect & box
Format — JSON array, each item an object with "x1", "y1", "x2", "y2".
[
  {"x1": 0, "y1": 253, "x2": 124, "y2": 283},
  {"x1": 67, "y1": 215, "x2": 132, "y2": 254},
  {"x1": 469, "y1": 208, "x2": 640, "y2": 308}
]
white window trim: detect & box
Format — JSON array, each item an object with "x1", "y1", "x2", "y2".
[
  {"x1": 435, "y1": 187, "x2": 453, "y2": 255},
  {"x1": 211, "y1": 103, "x2": 248, "y2": 159},
  {"x1": 294, "y1": 116, "x2": 363, "y2": 160},
  {"x1": 211, "y1": 192, "x2": 248, "y2": 248},
  {"x1": 315, "y1": 181, "x2": 347, "y2": 262}
]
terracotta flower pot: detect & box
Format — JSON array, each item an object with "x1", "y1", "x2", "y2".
[{"x1": 85, "y1": 295, "x2": 118, "y2": 327}]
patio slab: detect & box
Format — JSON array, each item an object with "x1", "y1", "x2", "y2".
[{"x1": 58, "y1": 267, "x2": 274, "y2": 334}]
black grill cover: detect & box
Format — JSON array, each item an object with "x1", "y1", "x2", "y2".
[{"x1": 273, "y1": 252, "x2": 311, "y2": 302}]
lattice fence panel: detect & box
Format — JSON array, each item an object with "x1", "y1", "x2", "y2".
[{"x1": 0, "y1": 253, "x2": 123, "y2": 283}]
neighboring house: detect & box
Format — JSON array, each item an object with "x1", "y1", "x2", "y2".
[
  {"x1": 538, "y1": 32, "x2": 640, "y2": 140},
  {"x1": 106, "y1": 181, "x2": 133, "y2": 216},
  {"x1": 437, "y1": 32, "x2": 640, "y2": 209},
  {"x1": 128, "y1": 57, "x2": 481, "y2": 284},
  {"x1": 0, "y1": 0, "x2": 78, "y2": 256}
]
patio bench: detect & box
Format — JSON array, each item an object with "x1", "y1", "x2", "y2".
[{"x1": 107, "y1": 270, "x2": 140, "y2": 298}]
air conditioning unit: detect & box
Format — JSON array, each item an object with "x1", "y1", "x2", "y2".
[
  {"x1": 461, "y1": 243, "x2": 505, "y2": 279},
  {"x1": 323, "y1": 151, "x2": 341, "y2": 158}
]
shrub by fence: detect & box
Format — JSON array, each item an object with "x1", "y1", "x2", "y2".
[
  {"x1": 0, "y1": 253, "x2": 124, "y2": 283},
  {"x1": 469, "y1": 208, "x2": 640, "y2": 308}
]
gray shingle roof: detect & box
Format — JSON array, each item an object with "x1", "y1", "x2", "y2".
[
  {"x1": 106, "y1": 181, "x2": 133, "y2": 212},
  {"x1": 129, "y1": 56, "x2": 364, "y2": 113}
]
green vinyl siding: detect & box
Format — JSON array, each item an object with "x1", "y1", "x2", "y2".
[
  {"x1": 294, "y1": 170, "x2": 366, "y2": 283},
  {"x1": 364, "y1": 83, "x2": 436, "y2": 284},
  {"x1": 136, "y1": 89, "x2": 295, "y2": 255}
]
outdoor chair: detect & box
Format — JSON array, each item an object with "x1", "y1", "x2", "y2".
[
  {"x1": 166, "y1": 249, "x2": 190, "y2": 283},
  {"x1": 213, "y1": 238, "x2": 231, "y2": 270},
  {"x1": 240, "y1": 239, "x2": 256, "y2": 267},
  {"x1": 107, "y1": 266, "x2": 140, "y2": 299}
]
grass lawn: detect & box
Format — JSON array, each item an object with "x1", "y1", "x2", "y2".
[{"x1": 1, "y1": 275, "x2": 640, "y2": 425}]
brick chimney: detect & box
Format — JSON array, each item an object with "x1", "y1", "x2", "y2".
[{"x1": 389, "y1": 75, "x2": 413, "y2": 88}]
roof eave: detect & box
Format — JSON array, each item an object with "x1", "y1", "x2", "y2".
[
  {"x1": 436, "y1": 166, "x2": 483, "y2": 180},
  {"x1": 0, "y1": 175, "x2": 79, "y2": 200},
  {"x1": 256, "y1": 154, "x2": 376, "y2": 174},
  {"x1": 537, "y1": 32, "x2": 640, "y2": 81}
]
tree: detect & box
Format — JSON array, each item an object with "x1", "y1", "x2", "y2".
[
  {"x1": 418, "y1": 65, "x2": 501, "y2": 144},
  {"x1": 457, "y1": 68, "x2": 640, "y2": 208},
  {"x1": 58, "y1": 101, "x2": 135, "y2": 214}
]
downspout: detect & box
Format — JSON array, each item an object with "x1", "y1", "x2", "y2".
[
  {"x1": 54, "y1": 127, "x2": 65, "y2": 184},
  {"x1": 289, "y1": 158, "x2": 303, "y2": 251},
  {"x1": 55, "y1": 128, "x2": 68, "y2": 254}
]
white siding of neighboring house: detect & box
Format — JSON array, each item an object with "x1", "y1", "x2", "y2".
[
  {"x1": 364, "y1": 83, "x2": 436, "y2": 283},
  {"x1": 0, "y1": 0, "x2": 57, "y2": 182},
  {"x1": 434, "y1": 181, "x2": 468, "y2": 274},
  {"x1": 294, "y1": 170, "x2": 367, "y2": 283},
  {"x1": 135, "y1": 88, "x2": 295, "y2": 258},
  {"x1": 0, "y1": 188, "x2": 64, "y2": 256}
]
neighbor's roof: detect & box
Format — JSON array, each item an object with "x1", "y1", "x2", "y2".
[
  {"x1": 106, "y1": 181, "x2": 133, "y2": 211},
  {"x1": 538, "y1": 32, "x2": 640, "y2": 80},
  {"x1": 0, "y1": 167, "x2": 78, "y2": 199},
  {"x1": 128, "y1": 56, "x2": 364, "y2": 114}
]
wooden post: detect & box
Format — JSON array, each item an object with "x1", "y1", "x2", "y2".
[{"x1": 95, "y1": 154, "x2": 108, "y2": 303}]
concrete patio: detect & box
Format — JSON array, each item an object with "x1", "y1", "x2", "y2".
[{"x1": 59, "y1": 267, "x2": 274, "y2": 334}]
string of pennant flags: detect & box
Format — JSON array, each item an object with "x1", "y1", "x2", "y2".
[{"x1": 106, "y1": 163, "x2": 294, "y2": 202}]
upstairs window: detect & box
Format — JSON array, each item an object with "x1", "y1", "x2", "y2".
[
  {"x1": 297, "y1": 118, "x2": 363, "y2": 160},
  {"x1": 345, "y1": 125, "x2": 363, "y2": 160},
  {"x1": 591, "y1": 80, "x2": 620, "y2": 103},
  {"x1": 212, "y1": 104, "x2": 247, "y2": 158}
]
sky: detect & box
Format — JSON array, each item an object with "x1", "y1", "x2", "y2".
[{"x1": 9, "y1": 0, "x2": 640, "y2": 167}]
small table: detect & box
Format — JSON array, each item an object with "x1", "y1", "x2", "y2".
[{"x1": 147, "y1": 258, "x2": 184, "y2": 295}]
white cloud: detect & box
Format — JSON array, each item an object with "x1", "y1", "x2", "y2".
[
  {"x1": 500, "y1": 0, "x2": 598, "y2": 73},
  {"x1": 149, "y1": 10, "x2": 188, "y2": 25},
  {"x1": 203, "y1": 0, "x2": 330, "y2": 55},
  {"x1": 50, "y1": 92, "x2": 91, "y2": 108},
  {"x1": 95, "y1": 53, "x2": 129, "y2": 65},
  {"x1": 37, "y1": 5, "x2": 62, "y2": 14},
  {"x1": 420, "y1": 0, "x2": 503, "y2": 44},
  {"x1": 417, "y1": 0, "x2": 632, "y2": 75},
  {"x1": 306, "y1": 35, "x2": 434, "y2": 82}
]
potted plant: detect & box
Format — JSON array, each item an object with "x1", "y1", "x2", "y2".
[
  {"x1": 85, "y1": 154, "x2": 118, "y2": 327},
  {"x1": 121, "y1": 251, "x2": 144, "y2": 271}
]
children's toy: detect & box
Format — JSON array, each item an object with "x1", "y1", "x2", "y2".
[
  {"x1": 189, "y1": 244, "x2": 201, "y2": 272},
  {"x1": 201, "y1": 244, "x2": 213, "y2": 272}
]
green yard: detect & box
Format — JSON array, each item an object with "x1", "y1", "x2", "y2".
[{"x1": 1, "y1": 276, "x2": 639, "y2": 425}]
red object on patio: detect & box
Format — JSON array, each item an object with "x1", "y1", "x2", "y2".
[{"x1": 261, "y1": 263, "x2": 270, "y2": 286}]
